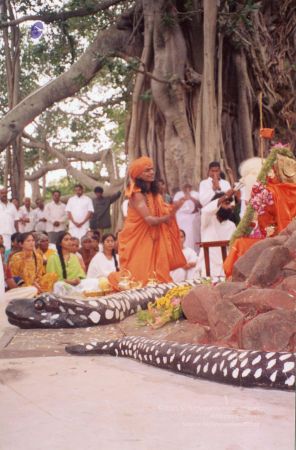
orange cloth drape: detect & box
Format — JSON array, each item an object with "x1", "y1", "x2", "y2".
[
  {"x1": 110, "y1": 193, "x2": 186, "y2": 287},
  {"x1": 223, "y1": 237, "x2": 263, "y2": 278},
  {"x1": 224, "y1": 179, "x2": 296, "y2": 278}
]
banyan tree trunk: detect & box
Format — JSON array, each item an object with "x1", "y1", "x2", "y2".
[{"x1": 125, "y1": 0, "x2": 296, "y2": 191}]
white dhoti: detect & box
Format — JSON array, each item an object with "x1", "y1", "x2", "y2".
[
  {"x1": 69, "y1": 226, "x2": 89, "y2": 241},
  {"x1": 2, "y1": 286, "x2": 38, "y2": 303}
]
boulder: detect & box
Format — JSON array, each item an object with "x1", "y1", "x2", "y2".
[
  {"x1": 232, "y1": 235, "x2": 287, "y2": 281},
  {"x1": 283, "y1": 230, "x2": 296, "y2": 258},
  {"x1": 181, "y1": 285, "x2": 221, "y2": 325},
  {"x1": 214, "y1": 281, "x2": 246, "y2": 298},
  {"x1": 241, "y1": 310, "x2": 296, "y2": 351},
  {"x1": 247, "y1": 245, "x2": 291, "y2": 287},
  {"x1": 225, "y1": 288, "x2": 296, "y2": 319},
  {"x1": 207, "y1": 299, "x2": 244, "y2": 342},
  {"x1": 278, "y1": 275, "x2": 296, "y2": 296}
]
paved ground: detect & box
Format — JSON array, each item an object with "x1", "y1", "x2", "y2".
[{"x1": 0, "y1": 300, "x2": 295, "y2": 450}]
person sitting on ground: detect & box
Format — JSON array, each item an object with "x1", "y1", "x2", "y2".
[
  {"x1": 87, "y1": 233, "x2": 119, "y2": 279},
  {"x1": 170, "y1": 230, "x2": 199, "y2": 282},
  {"x1": 8, "y1": 232, "x2": 56, "y2": 292},
  {"x1": 5, "y1": 232, "x2": 21, "y2": 263},
  {"x1": 35, "y1": 233, "x2": 56, "y2": 272},
  {"x1": 46, "y1": 232, "x2": 85, "y2": 285},
  {"x1": 90, "y1": 231, "x2": 101, "y2": 252},
  {"x1": 1, "y1": 252, "x2": 38, "y2": 301},
  {"x1": 78, "y1": 234, "x2": 97, "y2": 272},
  {"x1": 70, "y1": 236, "x2": 86, "y2": 272},
  {"x1": 157, "y1": 179, "x2": 172, "y2": 204}
]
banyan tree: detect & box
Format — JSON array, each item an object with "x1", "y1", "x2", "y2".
[{"x1": 0, "y1": 0, "x2": 295, "y2": 193}]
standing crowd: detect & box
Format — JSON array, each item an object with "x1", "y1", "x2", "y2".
[{"x1": 0, "y1": 159, "x2": 245, "y2": 299}]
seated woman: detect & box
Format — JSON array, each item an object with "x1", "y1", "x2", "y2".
[
  {"x1": 8, "y1": 232, "x2": 56, "y2": 292},
  {"x1": 46, "y1": 232, "x2": 85, "y2": 285},
  {"x1": 36, "y1": 233, "x2": 56, "y2": 273},
  {"x1": 87, "y1": 233, "x2": 119, "y2": 278},
  {"x1": 78, "y1": 235, "x2": 97, "y2": 272},
  {"x1": 170, "y1": 230, "x2": 199, "y2": 282}
]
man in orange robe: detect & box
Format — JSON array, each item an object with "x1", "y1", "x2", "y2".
[{"x1": 109, "y1": 157, "x2": 186, "y2": 287}]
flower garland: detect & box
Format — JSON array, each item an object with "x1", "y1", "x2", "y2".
[
  {"x1": 137, "y1": 285, "x2": 191, "y2": 329},
  {"x1": 230, "y1": 145, "x2": 294, "y2": 246}
]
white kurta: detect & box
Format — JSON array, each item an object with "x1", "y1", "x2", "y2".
[
  {"x1": 87, "y1": 252, "x2": 119, "y2": 279},
  {"x1": 170, "y1": 246, "x2": 199, "y2": 282},
  {"x1": 45, "y1": 201, "x2": 67, "y2": 233},
  {"x1": 198, "y1": 199, "x2": 236, "y2": 278},
  {"x1": 0, "y1": 201, "x2": 18, "y2": 249},
  {"x1": 34, "y1": 207, "x2": 47, "y2": 232},
  {"x1": 173, "y1": 190, "x2": 201, "y2": 251},
  {"x1": 18, "y1": 206, "x2": 36, "y2": 233},
  {"x1": 199, "y1": 177, "x2": 231, "y2": 206},
  {"x1": 66, "y1": 195, "x2": 94, "y2": 240}
]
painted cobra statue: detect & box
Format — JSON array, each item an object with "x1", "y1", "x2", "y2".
[
  {"x1": 5, "y1": 281, "x2": 196, "y2": 328},
  {"x1": 66, "y1": 336, "x2": 295, "y2": 391},
  {"x1": 5, "y1": 281, "x2": 295, "y2": 391}
]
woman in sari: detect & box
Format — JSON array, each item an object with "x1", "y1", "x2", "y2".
[
  {"x1": 46, "y1": 232, "x2": 85, "y2": 284},
  {"x1": 8, "y1": 232, "x2": 56, "y2": 292}
]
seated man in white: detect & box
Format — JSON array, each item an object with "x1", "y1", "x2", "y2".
[
  {"x1": 170, "y1": 229, "x2": 199, "y2": 282},
  {"x1": 199, "y1": 161, "x2": 231, "y2": 206},
  {"x1": 198, "y1": 193, "x2": 236, "y2": 279}
]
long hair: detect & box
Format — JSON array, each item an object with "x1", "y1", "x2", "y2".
[
  {"x1": 135, "y1": 178, "x2": 159, "y2": 195},
  {"x1": 56, "y1": 232, "x2": 71, "y2": 279},
  {"x1": 102, "y1": 233, "x2": 119, "y2": 272},
  {"x1": 18, "y1": 232, "x2": 38, "y2": 271}
]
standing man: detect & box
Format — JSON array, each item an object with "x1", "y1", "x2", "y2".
[
  {"x1": 173, "y1": 183, "x2": 201, "y2": 252},
  {"x1": 18, "y1": 197, "x2": 36, "y2": 233},
  {"x1": 66, "y1": 184, "x2": 94, "y2": 240},
  {"x1": 199, "y1": 161, "x2": 231, "y2": 207},
  {"x1": 90, "y1": 186, "x2": 121, "y2": 234},
  {"x1": 0, "y1": 188, "x2": 19, "y2": 250},
  {"x1": 45, "y1": 190, "x2": 68, "y2": 244},
  {"x1": 34, "y1": 198, "x2": 47, "y2": 232}
]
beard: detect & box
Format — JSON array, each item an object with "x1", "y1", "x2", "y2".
[{"x1": 216, "y1": 207, "x2": 236, "y2": 223}]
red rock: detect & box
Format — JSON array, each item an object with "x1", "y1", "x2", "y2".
[
  {"x1": 214, "y1": 281, "x2": 246, "y2": 298},
  {"x1": 181, "y1": 285, "x2": 221, "y2": 325},
  {"x1": 232, "y1": 235, "x2": 287, "y2": 281},
  {"x1": 247, "y1": 246, "x2": 291, "y2": 287},
  {"x1": 278, "y1": 275, "x2": 296, "y2": 296},
  {"x1": 241, "y1": 310, "x2": 296, "y2": 351},
  {"x1": 283, "y1": 230, "x2": 296, "y2": 258},
  {"x1": 207, "y1": 300, "x2": 244, "y2": 342},
  {"x1": 225, "y1": 288, "x2": 296, "y2": 319}
]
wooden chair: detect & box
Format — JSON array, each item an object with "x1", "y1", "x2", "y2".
[{"x1": 196, "y1": 240, "x2": 230, "y2": 277}]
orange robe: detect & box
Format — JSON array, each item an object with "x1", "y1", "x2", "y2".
[
  {"x1": 117, "y1": 193, "x2": 186, "y2": 285},
  {"x1": 224, "y1": 179, "x2": 296, "y2": 278}
]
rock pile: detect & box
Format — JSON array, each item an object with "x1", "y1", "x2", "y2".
[{"x1": 181, "y1": 220, "x2": 296, "y2": 352}]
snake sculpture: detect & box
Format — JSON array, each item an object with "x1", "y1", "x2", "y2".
[{"x1": 5, "y1": 281, "x2": 295, "y2": 391}]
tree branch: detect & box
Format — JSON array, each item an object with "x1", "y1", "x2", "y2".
[
  {"x1": 0, "y1": 0, "x2": 125, "y2": 28},
  {"x1": 0, "y1": 25, "x2": 132, "y2": 152},
  {"x1": 25, "y1": 162, "x2": 62, "y2": 181}
]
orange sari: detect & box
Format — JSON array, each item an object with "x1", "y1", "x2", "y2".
[{"x1": 116, "y1": 193, "x2": 186, "y2": 285}]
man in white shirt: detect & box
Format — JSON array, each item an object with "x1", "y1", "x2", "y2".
[
  {"x1": 45, "y1": 190, "x2": 68, "y2": 244},
  {"x1": 66, "y1": 184, "x2": 94, "y2": 240},
  {"x1": 199, "y1": 161, "x2": 231, "y2": 207},
  {"x1": 0, "y1": 188, "x2": 19, "y2": 250},
  {"x1": 34, "y1": 198, "x2": 47, "y2": 232},
  {"x1": 18, "y1": 197, "x2": 36, "y2": 233},
  {"x1": 173, "y1": 183, "x2": 201, "y2": 251},
  {"x1": 198, "y1": 192, "x2": 236, "y2": 279}
]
